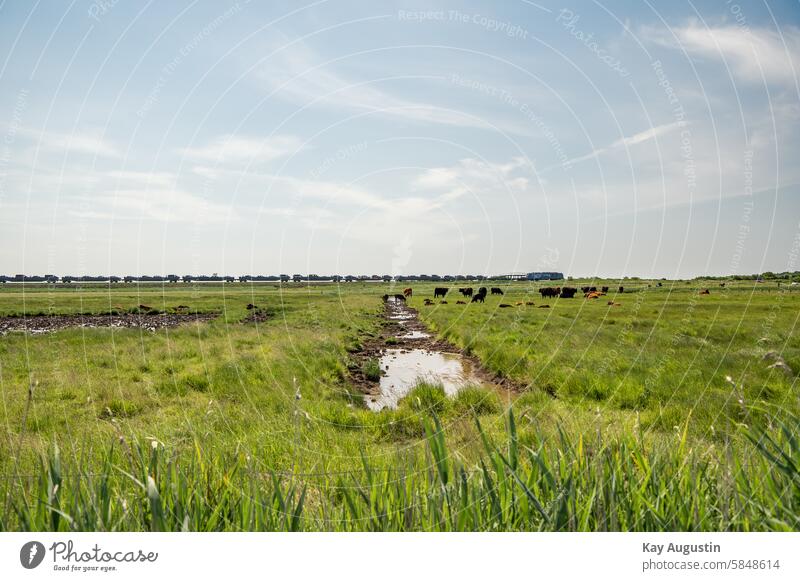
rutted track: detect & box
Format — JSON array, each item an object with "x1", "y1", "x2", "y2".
[{"x1": 351, "y1": 296, "x2": 518, "y2": 410}]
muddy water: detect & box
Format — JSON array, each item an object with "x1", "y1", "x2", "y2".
[
  {"x1": 367, "y1": 348, "x2": 486, "y2": 411},
  {"x1": 398, "y1": 330, "x2": 430, "y2": 339},
  {"x1": 360, "y1": 295, "x2": 501, "y2": 411}
]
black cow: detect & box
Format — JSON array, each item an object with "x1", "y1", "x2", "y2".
[
  {"x1": 434, "y1": 287, "x2": 448, "y2": 299},
  {"x1": 459, "y1": 287, "x2": 473, "y2": 297},
  {"x1": 539, "y1": 287, "x2": 560, "y2": 298},
  {"x1": 601, "y1": 286, "x2": 609, "y2": 293},
  {"x1": 618, "y1": 286, "x2": 624, "y2": 293},
  {"x1": 491, "y1": 287, "x2": 503, "y2": 295},
  {"x1": 581, "y1": 286, "x2": 590, "y2": 293},
  {"x1": 559, "y1": 287, "x2": 577, "y2": 298},
  {"x1": 471, "y1": 292, "x2": 485, "y2": 303},
  {"x1": 478, "y1": 287, "x2": 487, "y2": 296}
]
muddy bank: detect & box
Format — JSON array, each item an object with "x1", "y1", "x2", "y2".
[
  {"x1": 0, "y1": 312, "x2": 219, "y2": 335},
  {"x1": 351, "y1": 297, "x2": 518, "y2": 410}
]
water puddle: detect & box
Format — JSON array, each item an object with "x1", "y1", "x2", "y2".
[
  {"x1": 399, "y1": 330, "x2": 430, "y2": 339},
  {"x1": 367, "y1": 348, "x2": 485, "y2": 411}
]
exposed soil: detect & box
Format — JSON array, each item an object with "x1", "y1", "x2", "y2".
[
  {"x1": 0, "y1": 312, "x2": 219, "y2": 335},
  {"x1": 350, "y1": 297, "x2": 520, "y2": 409},
  {"x1": 241, "y1": 306, "x2": 272, "y2": 324}
]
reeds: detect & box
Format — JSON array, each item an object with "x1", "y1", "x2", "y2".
[{"x1": 2, "y1": 407, "x2": 797, "y2": 531}]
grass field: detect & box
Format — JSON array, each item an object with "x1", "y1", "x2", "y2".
[{"x1": 0, "y1": 280, "x2": 798, "y2": 531}]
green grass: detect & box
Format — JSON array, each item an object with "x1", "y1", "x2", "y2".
[
  {"x1": 0, "y1": 280, "x2": 799, "y2": 530},
  {"x1": 2, "y1": 408, "x2": 797, "y2": 531}
]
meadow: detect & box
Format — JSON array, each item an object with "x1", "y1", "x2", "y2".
[{"x1": 0, "y1": 280, "x2": 798, "y2": 531}]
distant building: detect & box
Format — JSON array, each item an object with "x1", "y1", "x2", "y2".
[{"x1": 526, "y1": 272, "x2": 564, "y2": 281}]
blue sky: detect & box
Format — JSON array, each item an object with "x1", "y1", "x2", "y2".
[{"x1": 1, "y1": 0, "x2": 798, "y2": 278}]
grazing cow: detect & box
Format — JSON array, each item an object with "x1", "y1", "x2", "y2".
[
  {"x1": 456, "y1": 300, "x2": 466, "y2": 305},
  {"x1": 699, "y1": 289, "x2": 710, "y2": 295},
  {"x1": 559, "y1": 287, "x2": 577, "y2": 298},
  {"x1": 601, "y1": 286, "x2": 609, "y2": 293},
  {"x1": 478, "y1": 287, "x2": 487, "y2": 295},
  {"x1": 403, "y1": 287, "x2": 413, "y2": 297},
  {"x1": 491, "y1": 287, "x2": 503, "y2": 295},
  {"x1": 459, "y1": 287, "x2": 474, "y2": 297},
  {"x1": 394, "y1": 294, "x2": 406, "y2": 301},
  {"x1": 539, "y1": 287, "x2": 560, "y2": 298},
  {"x1": 581, "y1": 286, "x2": 590, "y2": 293},
  {"x1": 618, "y1": 286, "x2": 624, "y2": 294},
  {"x1": 434, "y1": 287, "x2": 448, "y2": 299},
  {"x1": 499, "y1": 303, "x2": 513, "y2": 308},
  {"x1": 471, "y1": 292, "x2": 485, "y2": 303}
]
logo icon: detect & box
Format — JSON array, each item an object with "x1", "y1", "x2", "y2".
[{"x1": 20, "y1": 541, "x2": 46, "y2": 569}]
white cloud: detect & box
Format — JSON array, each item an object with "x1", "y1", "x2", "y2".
[
  {"x1": 15, "y1": 126, "x2": 122, "y2": 158},
  {"x1": 563, "y1": 122, "x2": 682, "y2": 167},
  {"x1": 412, "y1": 156, "x2": 534, "y2": 203},
  {"x1": 180, "y1": 134, "x2": 303, "y2": 164},
  {"x1": 106, "y1": 188, "x2": 233, "y2": 224},
  {"x1": 258, "y1": 47, "x2": 526, "y2": 134},
  {"x1": 651, "y1": 24, "x2": 800, "y2": 85}
]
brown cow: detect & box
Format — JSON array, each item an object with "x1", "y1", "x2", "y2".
[{"x1": 403, "y1": 287, "x2": 413, "y2": 297}]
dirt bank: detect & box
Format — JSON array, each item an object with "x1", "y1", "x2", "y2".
[{"x1": 0, "y1": 312, "x2": 219, "y2": 335}]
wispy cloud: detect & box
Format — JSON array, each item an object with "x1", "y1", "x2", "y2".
[
  {"x1": 14, "y1": 126, "x2": 122, "y2": 158},
  {"x1": 649, "y1": 23, "x2": 800, "y2": 86},
  {"x1": 258, "y1": 46, "x2": 522, "y2": 133},
  {"x1": 105, "y1": 188, "x2": 233, "y2": 224},
  {"x1": 180, "y1": 134, "x2": 303, "y2": 164},
  {"x1": 412, "y1": 156, "x2": 533, "y2": 203},
  {"x1": 563, "y1": 122, "x2": 682, "y2": 167}
]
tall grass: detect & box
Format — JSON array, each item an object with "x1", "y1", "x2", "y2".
[{"x1": 2, "y1": 407, "x2": 797, "y2": 531}]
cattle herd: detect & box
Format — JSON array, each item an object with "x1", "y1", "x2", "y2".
[{"x1": 384, "y1": 284, "x2": 627, "y2": 306}]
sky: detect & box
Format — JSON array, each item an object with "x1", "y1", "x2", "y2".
[{"x1": 0, "y1": 0, "x2": 799, "y2": 278}]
